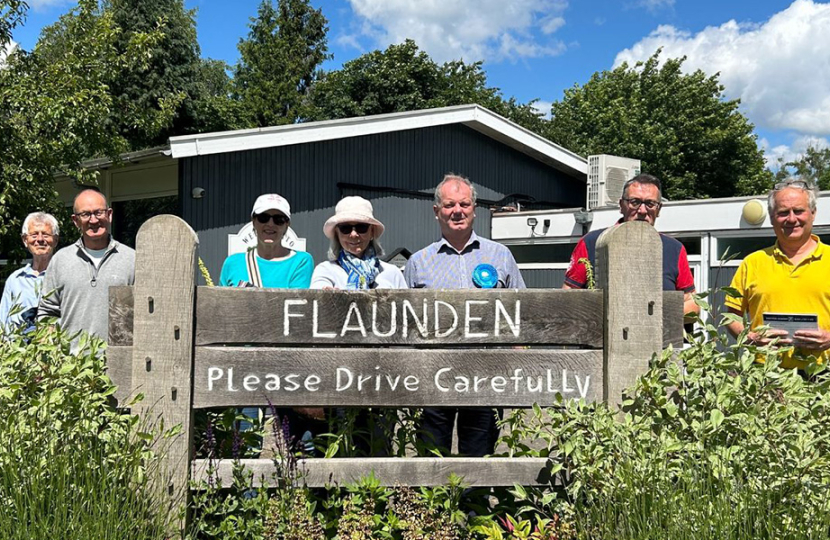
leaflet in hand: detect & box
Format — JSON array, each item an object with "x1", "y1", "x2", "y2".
[{"x1": 762, "y1": 312, "x2": 818, "y2": 346}]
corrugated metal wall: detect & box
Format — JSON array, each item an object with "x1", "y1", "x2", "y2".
[
  {"x1": 520, "y1": 268, "x2": 566, "y2": 288},
  {"x1": 180, "y1": 124, "x2": 585, "y2": 281}
]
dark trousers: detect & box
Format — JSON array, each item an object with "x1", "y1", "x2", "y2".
[{"x1": 419, "y1": 407, "x2": 502, "y2": 456}]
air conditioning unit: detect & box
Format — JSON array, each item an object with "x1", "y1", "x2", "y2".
[{"x1": 586, "y1": 154, "x2": 641, "y2": 210}]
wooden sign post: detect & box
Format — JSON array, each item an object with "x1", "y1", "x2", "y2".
[{"x1": 107, "y1": 216, "x2": 682, "y2": 531}]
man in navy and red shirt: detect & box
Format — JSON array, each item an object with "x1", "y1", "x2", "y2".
[{"x1": 564, "y1": 174, "x2": 699, "y2": 318}]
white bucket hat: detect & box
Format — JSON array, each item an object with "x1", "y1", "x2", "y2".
[
  {"x1": 323, "y1": 196, "x2": 385, "y2": 239},
  {"x1": 251, "y1": 193, "x2": 291, "y2": 219}
]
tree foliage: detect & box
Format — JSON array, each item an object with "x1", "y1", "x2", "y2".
[
  {"x1": 0, "y1": 0, "x2": 177, "y2": 262},
  {"x1": 234, "y1": 0, "x2": 329, "y2": 127},
  {"x1": 306, "y1": 39, "x2": 544, "y2": 133},
  {"x1": 774, "y1": 146, "x2": 830, "y2": 190},
  {"x1": 545, "y1": 51, "x2": 772, "y2": 200}
]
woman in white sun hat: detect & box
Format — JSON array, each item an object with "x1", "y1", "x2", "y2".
[
  {"x1": 311, "y1": 196, "x2": 404, "y2": 455},
  {"x1": 310, "y1": 196, "x2": 405, "y2": 289}
]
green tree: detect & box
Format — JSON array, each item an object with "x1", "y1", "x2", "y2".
[
  {"x1": 234, "y1": 0, "x2": 329, "y2": 127},
  {"x1": 0, "y1": 0, "x2": 176, "y2": 262},
  {"x1": 107, "y1": 0, "x2": 206, "y2": 148},
  {"x1": 307, "y1": 39, "x2": 544, "y2": 133},
  {"x1": 774, "y1": 146, "x2": 830, "y2": 190},
  {"x1": 545, "y1": 50, "x2": 772, "y2": 200},
  {"x1": 0, "y1": 0, "x2": 27, "y2": 49}
]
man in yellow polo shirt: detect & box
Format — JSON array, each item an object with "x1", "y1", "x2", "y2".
[{"x1": 725, "y1": 178, "x2": 830, "y2": 369}]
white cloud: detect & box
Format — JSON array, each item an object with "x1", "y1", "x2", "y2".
[
  {"x1": 27, "y1": 0, "x2": 73, "y2": 11},
  {"x1": 532, "y1": 100, "x2": 553, "y2": 118},
  {"x1": 614, "y1": 0, "x2": 830, "y2": 136},
  {"x1": 345, "y1": 0, "x2": 569, "y2": 63},
  {"x1": 761, "y1": 135, "x2": 830, "y2": 168},
  {"x1": 0, "y1": 40, "x2": 17, "y2": 66},
  {"x1": 630, "y1": 0, "x2": 675, "y2": 11}
]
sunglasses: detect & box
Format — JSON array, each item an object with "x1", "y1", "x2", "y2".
[
  {"x1": 773, "y1": 180, "x2": 811, "y2": 191},
  {"x1": 255, "y1": 213, "x2": 289, "y2": 225},
  {"x1": 337, "y1": 223, "x2": 371, "y2": 235}
]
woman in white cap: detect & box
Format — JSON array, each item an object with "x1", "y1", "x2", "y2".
[
  {"x1": 310, "y1": 196, "x2": 405, "y2": 289},
  {"x1": 218, "y1": 193, "x2": 317, "y2": 454},
  {"x1": 219, "y1": 193, "x2": 313, "y2": 288}
]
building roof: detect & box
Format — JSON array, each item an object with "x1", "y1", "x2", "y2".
[{"x1": 168, "y1": 104, "x2": 588, "y2": 178}]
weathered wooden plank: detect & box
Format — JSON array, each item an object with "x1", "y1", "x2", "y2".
[
  {"x1": 663, "y1": 291, "x2": 684, "y2": 348},
  {"x1": 105, "y1": 345, "x2": 133, "y2": 405},
  {"x1": 129, "y1": 215, "x2": 199, "y2": 532},
  {"x1": 109, "y1": 288, "x2": 686, "y2": 347},
  {"x1": 108, "y1": 286, "x2": 134, "y2": 346},
  {"x1": 192, "y1": 347, "x2": 602, "y2": 408},
  {"x1": 192, "y1": 457, "x2": 552, "y2": 488},
  {"x1": 195, "y1": 288, "x2": 604, "y2": 347},
  {"x1": 597, "y1": 222, "x2": 663, "y2": 407}
]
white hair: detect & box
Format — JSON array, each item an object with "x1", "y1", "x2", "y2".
[
  {"x1": 22, "y1": 212, "x2": 59, "y2": 237},
  {"x1": 434, "y1": 173, "x2": 477, "y2": 206}
]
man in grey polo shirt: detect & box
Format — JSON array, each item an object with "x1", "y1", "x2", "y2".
[
  {"x1": 39, "y1": 189, "x2": 135, "y2": 342},
  {"x1": 404, "y1": 173, "x2": 525, "y2": 456}
]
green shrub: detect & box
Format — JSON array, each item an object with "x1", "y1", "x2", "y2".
[
  {"x1": 0, "y1": 323, "x2": 173, "y2": 539},
  {"x1": 500, "y1": 304, "x2": 830, "y2": 539}
]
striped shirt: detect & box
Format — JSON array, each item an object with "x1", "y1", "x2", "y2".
[{"x1": 404, "y1": 232, "x2": 526, "y2": 290}]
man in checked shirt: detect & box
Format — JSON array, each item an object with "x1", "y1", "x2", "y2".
[{"x1": 404, "y1": 173, "x2": 525, "y2": 456}]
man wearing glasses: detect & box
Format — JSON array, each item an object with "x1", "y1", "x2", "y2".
[
  {"x1": 38, "y1": 189, "x2": 135, "y2": 343},
  {"x1": 563, "y1": 174, "x2": 699, "y2": 318},
  {"x1": 725, "y1": 178, "x2": 830, "y2": 369},
  {"x1": 0, "y1": 212, "x2": 59, "y2": 335}
]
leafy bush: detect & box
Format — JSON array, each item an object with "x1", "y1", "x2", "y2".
[
  {"x1": 500, "y1": 306, "x2": 830, "y2": 539},
  {"x1": 0, "y1": 323, "x2": 173, "y2": 539}
]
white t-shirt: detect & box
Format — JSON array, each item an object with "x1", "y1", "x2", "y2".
[
  {"x1": 310, "y1": 260, "x2": 406, "y2": 290},
  {"x1": 84, "y1": 246, "x2": 108, "y2": 268}
]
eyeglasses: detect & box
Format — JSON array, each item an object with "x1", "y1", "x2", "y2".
[
  {"x1": 254, "y1": 213, "x2": 289, "y2": 225},
  {"x1": 25, "y1": 233, "x2": 54, "y2": 240},
  {"x1": 337, "y1": 223, "x2": 371, "y2": 235},
  {"x1": 774, "y1": 180, "x2": 812, "y2": 191},
  {"x1": 74, "y1": 209, "x2": 108, "y2": 220},
  {"x1": 622, "y1": 198, "x2": 661, "y2": 210}
]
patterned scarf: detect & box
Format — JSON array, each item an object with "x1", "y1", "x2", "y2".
[{"x1": 338, "y1": 244, "x2": 381, "y2": 289}]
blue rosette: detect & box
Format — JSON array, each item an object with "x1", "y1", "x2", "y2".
[{"x1": 472, "y1": 263, "x2": 498, "y2": 288}]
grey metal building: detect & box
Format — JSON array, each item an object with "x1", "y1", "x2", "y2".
[{"x1": 168, "y1": 105, "x2": 588, "y2": 282}]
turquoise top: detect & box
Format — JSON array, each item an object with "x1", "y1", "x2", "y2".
[{"x1": 219, "y1": 250, "x2": 313, "y2": 289}]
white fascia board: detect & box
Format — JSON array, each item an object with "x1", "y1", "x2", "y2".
[
  {"x1": 168, "y1": 105, "x2": 588, "y2": 179},
  {"x1": 469, "y1": 108, "x2": 587, "y2": 177},
  {"x1": 170, "y1": 107, "x2": 477, "y2": 158}
]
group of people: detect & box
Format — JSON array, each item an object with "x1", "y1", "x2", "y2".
[{"x1": 2, "y1": 173, "x2": 829, "y2": 456}]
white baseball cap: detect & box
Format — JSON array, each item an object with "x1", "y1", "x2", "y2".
[{"x1": 251, "y1": 193, "x2": 291, "y2": 219}]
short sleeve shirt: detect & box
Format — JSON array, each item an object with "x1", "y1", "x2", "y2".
[{"x1": 725, "y1": 236, "x2": 830, "y2": 369}]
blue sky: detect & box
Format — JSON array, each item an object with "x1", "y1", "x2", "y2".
[{"x1": 9, "y1": 1, "x2": 830, "y2": 166}]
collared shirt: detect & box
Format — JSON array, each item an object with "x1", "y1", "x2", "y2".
[
  {"x1": 0, "y1": 264, "x2": 44, "y2": 334},
  {"x1": 564, "y1": 222, "x2": 695, "y2": 292},
  {"x1": 404, "y1": 232, "x2": 526, "y2": 290},
  {"x1": 725, "y1": 235, "x2": 830, "y2": 369}
]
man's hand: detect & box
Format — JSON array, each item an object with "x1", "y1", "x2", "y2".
[
  {"x1": 792, "y1": 328, "x2": 830, "y2": 351},
  {"x1": 747, "y1": 328, "x2": 791, "y2": 346}
]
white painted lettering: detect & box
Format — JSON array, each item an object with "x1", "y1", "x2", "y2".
[
  {"x1": 305, "y1": 374, "x2": 321, "y2": 392},
  {"x1": 312, "y1": 300, "x2": 337, "y2": 338},
  {"x1": 454, "y1": 375, "x2": 470, "y2": 393},
  {"x1": 403, "y1": 375, "x2": 420, "y2": 391},
  {"x1": 473, "y1": 375, "x2": 489, "y2": 392},
  {"x1": 385, "y1": 374, "x2": 401, "y2": 390},
  {"x1": 340, "y1": 302, "x2": 368, "y2": 337},
  {"x1": 495, "y1": 299, "x2": 521, "y2": 337},
  {"x1": 284, "y1": 373, "x2": 300, "y2": 392},
  {"x1": 464, "y1": 300, "x2": 489, "y2": 338},
  {"x1": 547, "y1": 369, "x2": 558, "y2": 393},
  {"x1": 336, "y1": 367, "x2": 353, "y2": 391},
  {"x1": 284, "y1": 299, "x2": 307, "y2": 336},
  {"x1": 403, "y1": 299, "x2": 429, "y2": 338},
  {"x1": 434, "y1": 301, "x2": 458, "y2": 338},
  {"x1": 491, "y1": 376, "x2": 507, "y2": 393},
  {"x1": 562, "y1": 369, "x2": 573, "y2": 393},
  {"x1": 207, "y1": 367, "x2": 223, "y2": 391},
  {"x1": 243, "y1": 374, "x2": 260, "y2": 392},
  {"x1": 372, "y1": 301, "x2": 397, "y2": 337},
  {"x1": 527, "y1": 375, "x2": 543, "y2": 393},
  {"x1": 265, "y1": 374, "x2": 280, "y2": 391},
  {"x1": 511, "y1": 368, "x2": 523, "y2": 393},
  {"x1": 434, "y1": 367, "x2": 451, "y2": 392},
  {"x1": 576, "y1": 375, "x2": 590, "y2": 399}
]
